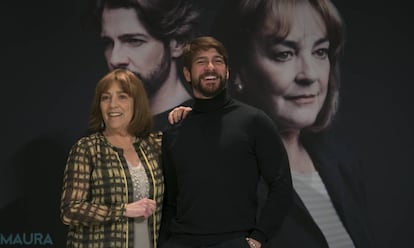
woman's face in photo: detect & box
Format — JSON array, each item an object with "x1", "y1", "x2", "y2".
[{"x1": 244, "y1": 2, "x2": 330, "y2": 131}]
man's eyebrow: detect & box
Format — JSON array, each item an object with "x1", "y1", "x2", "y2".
[
  {"x1": 100, "y1": 33, "x2": 149, "y2": 39},
  {"x1": 194, "y1": 55, "x2": 224, "y2": 60},
  {"x1": 194, "y1": 55, "x2": 207, "y2": 61},
  {"x1": 118, "y1": 33, "x2": 148, "y2": 39}
]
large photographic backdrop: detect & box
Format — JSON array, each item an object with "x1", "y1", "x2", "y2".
[{"x1": 1, "y1": 0, "x2": 413, "y2": 247}]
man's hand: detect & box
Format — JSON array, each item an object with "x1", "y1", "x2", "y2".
[
  {"x1": 246, "y1": 237, "x2": 261, "y2": 248},
  {"x1": 168, "y1": 106, "x2": 192, "y2": 124}
]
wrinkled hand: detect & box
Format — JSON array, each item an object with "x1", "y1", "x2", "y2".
[
  {"x1": 168, "y1": 106, "x2": 192, "y2": 124},
  {"x1": 124, "y1": 198, "x2": 156, "y2": 219}
]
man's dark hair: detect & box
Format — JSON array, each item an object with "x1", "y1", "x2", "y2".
[
  {"x1": 182, "y1": 36, "x2": 229, "y2": 70},
  {"x1": 83, "y1": 0, "x2": 199, "y2": 44}
]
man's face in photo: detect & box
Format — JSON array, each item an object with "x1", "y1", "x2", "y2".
[{"x1": 100, "y1": 7, "x2": 171, "y2": 97}]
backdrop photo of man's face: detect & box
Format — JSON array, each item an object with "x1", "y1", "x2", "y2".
[{"x1": 100, "y1": 7, "x2": 171, "y2": 98}]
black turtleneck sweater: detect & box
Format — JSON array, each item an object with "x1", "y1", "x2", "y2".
[{"x1": 160, "y1": 89, "x2": 292, "y2": 246}]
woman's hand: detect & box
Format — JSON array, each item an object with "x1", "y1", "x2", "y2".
[
  {"x1": 124, "y1": 198, "x2": 156, "y2": 219},
  {"x1": 168, "y1": 106, "x2": 192, "y2": 124}
]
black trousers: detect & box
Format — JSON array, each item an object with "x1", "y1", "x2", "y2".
[{"x1": 160, "y1": 236, "x2": 250, "y2": 248}]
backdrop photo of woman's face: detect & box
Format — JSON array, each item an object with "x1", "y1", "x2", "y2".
[{"x1": 243, "y1": 2, "x2": 330, "y2": 131}]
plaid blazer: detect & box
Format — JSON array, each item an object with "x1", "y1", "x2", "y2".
[{"x1": 61, "y1": 132, "x2": 164, "y2": 248}]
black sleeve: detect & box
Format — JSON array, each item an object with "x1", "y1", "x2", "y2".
[
  {"x1": 158, "y1": 130, "x2": 177, "y2": 246},
  {"x1": 249, "y1": 111, "x2": 293, "y2": 243}
]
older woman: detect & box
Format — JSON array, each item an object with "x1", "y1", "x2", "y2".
[
  {"x1": 213, "y1": 0, "x2": 370, "y2": 247},
  {"x1": 61, "y1": 69, "x2": 163, "y2": 248}
]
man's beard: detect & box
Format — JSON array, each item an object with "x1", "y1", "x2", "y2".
[
  {"x1": 115, "y1": 47, "x2": 171, "y2": 99},
  {"x1": 193, "y1": 72, "x2": 227, "y2": 98}
]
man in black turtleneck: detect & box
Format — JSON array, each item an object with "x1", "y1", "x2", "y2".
[{"x1": 159, "y1": 36, "x2": 292, "y2": 248}]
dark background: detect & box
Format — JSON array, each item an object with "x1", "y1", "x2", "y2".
[{"x1": 1, "y1": 0, "x2": 413, "y2": 247}]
